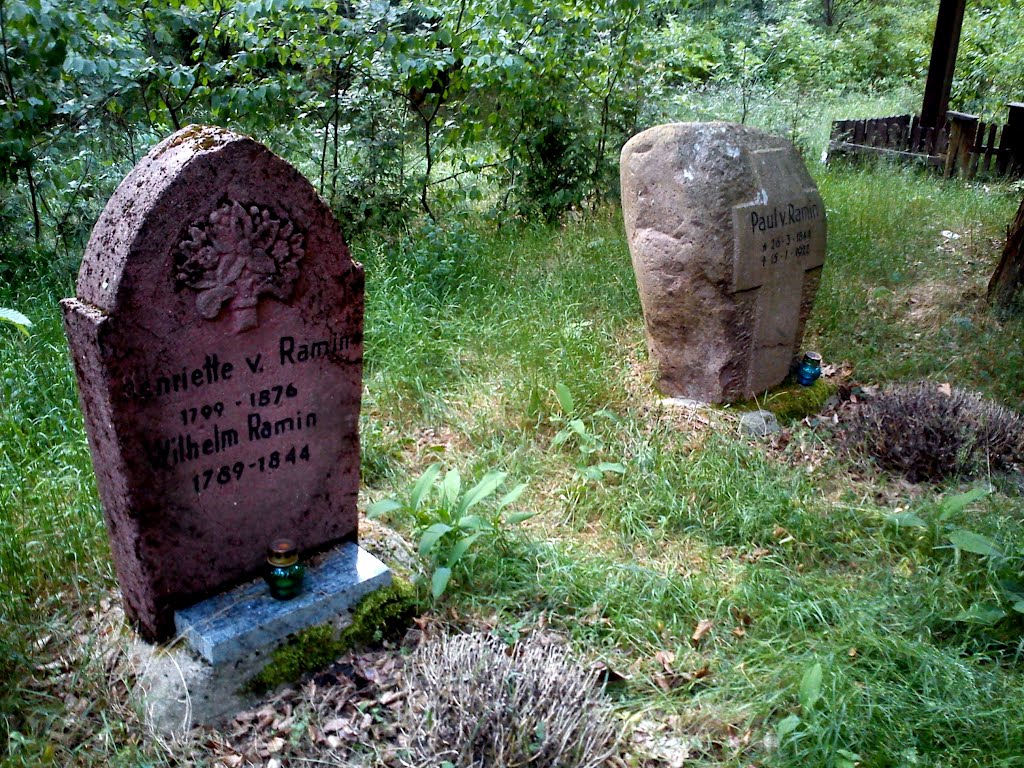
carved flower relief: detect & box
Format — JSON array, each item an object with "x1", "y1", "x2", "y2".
[{"x1": 174, "y1": 201, "x2": 305, "y2": 333}]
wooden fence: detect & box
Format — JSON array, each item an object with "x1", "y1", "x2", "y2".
[{"x1": 827, "y1": 103, "x2": 1024, "y2": 180}]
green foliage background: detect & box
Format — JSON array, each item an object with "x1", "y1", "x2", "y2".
[
  {"x1": 4, "y1": 1, "x2": 1024, "y2": 766},
  {"x1": 2, "y1": 0, "x2": 1023, "y2": 271}
]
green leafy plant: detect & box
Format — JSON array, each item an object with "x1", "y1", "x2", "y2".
[
  {"x1": 368, "y1": 463, "x2": 530, "y2": 599},
  {"x1": 551, "y1": 383, "x2": 626, "y2": 481},
  {"x1": 886, "y1": 487, "x2": 991, "y2": 542},
  {"x1": 0, "y1": 308, "x2": 32, "y2": 336},
  {"x1": 888, "y1": 488, "x2": 1024, "y2": 625},
  {"x1": 776, "y1": 661, "x2": 861, "y2": 766},
  {"x1": 775, "y1": 661, "x2": 821, "y2": 742}
]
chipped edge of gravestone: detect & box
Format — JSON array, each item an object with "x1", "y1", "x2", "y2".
[
  {"x1": 132, "y1": 614, "x2": 370, "y2": 741},
  {"x1": 131, "y1": 613, "x2": 359, "y2": 738},
  {"x1": 132, "y1": 605, "x2": 367, "y2": 738}
]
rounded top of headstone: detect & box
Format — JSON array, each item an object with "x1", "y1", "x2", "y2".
[
  {"x1": 76, "y1": 125, "x2": 350, "y2": 327},
  {"x1": 618, "y1": 121, "x2": 802, "y2": 221},
  {"x1": 621, "y1": 121, "x2": 790, "y2": 158},
  {"x1": 620, "y1": 121, "x2": 815, "y2": 253},
  {"x1": 77, "y1": 126, "x2": 242, "y2": 310}
]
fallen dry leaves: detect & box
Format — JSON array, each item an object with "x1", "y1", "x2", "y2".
[
  {"x1": 17, "y1": 592, "x2": 147, "y2": 762},
  {"x1": 650, "y1": 646, "x2": 712, "y2": 694},
  {"x1": 627, "y1": 710, "x2": 762, "y2": 767},
  {"x1": 690, "y1": 619, "x2": 714, "y2": 648},
  {"x1": 739, "y1": 547, "x2": 771, "y2": 564},
  {"x1": 203, "y1": 649, "x2": 409, "y2": 768},
  {"x1": 22, "y1": 586, "x2": 776, "y2": 768},
  {"x1": 654, "y1": 649, "x2": 676, "y2": 672}
]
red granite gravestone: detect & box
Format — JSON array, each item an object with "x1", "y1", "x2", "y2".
[{"x1": 62, "y1": 126, "x2": 364, "y2": 640}]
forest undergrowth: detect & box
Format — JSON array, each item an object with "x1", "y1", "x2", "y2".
[{"x1": 5, "y1": 1, "x2": 1024, "y2": 765}]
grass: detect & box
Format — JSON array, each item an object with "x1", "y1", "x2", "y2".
[
  {"x1": 4, "y1": 124, "x2": 1024, "y2": 766},
  {"x1": 811, "y1": 165, "x2": 1024, "y2": 403}
]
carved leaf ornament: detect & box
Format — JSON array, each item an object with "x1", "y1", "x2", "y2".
[{"x1": 175, "y1": 201, "x2": 305, "y2": 333}]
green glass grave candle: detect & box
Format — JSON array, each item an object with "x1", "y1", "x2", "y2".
[{"x1": 265, "y1": 538, "x2": 305, "y2": 600}]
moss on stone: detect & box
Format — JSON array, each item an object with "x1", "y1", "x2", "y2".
[
  {"x1": 248, "y1": 578, "x2": 417, "y2": 693},
  {"x1": 336, "y1": 576, "x2": 417, "y2": 648},
  {"x1": 735, "y1": 378, "x2": 836, "y2": 423},
  {"x1": 249, "y1": 624, "x2": 336, "y2": 693}
]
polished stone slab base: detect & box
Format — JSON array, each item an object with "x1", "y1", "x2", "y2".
[
  {"x1": 132, "y1": 543, "x2": 391, "y2": 735},
  {"x1": 175, "y1": 543, "x2": 391, "y2": 665}
]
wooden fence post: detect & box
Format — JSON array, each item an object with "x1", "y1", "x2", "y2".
[
  {"x1": 920, "y1": 0, "x2": 968, "y2": 129},
  {"x1": 944, "y1": 112, "x2": 979, "y2": 178},
  {"x1": 1005, "y1": 102, "x2": 1024, "y2": 176}
]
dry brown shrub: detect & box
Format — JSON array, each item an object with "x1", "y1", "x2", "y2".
[
  {"x1": 401, "y1": 632, "x2": 620, "y2": 768},
  {"x1": 847, "y1": 382, "x2": 1023, "y2": 482}
]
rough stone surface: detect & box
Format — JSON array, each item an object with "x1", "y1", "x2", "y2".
[
  {"x1": 621, "y1": 122, "x2": 827, "y2": 403},
  {"x1": 175, "y1": 543, "x2": 391, "y2": 665},
  {"x1": 133, "y1": 596, "x2": 363, "y2": 736},
  {"x1": 132, "y1": 637, "x2": 260, "y2": 736},
  {"x1": 62, "y1": 125, "x2": 364, "y2": 640},
  {"x1": 739, "y1": 409, "x2": 782, "y2": 437}
]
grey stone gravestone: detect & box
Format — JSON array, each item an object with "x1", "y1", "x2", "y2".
[
  {"x1": 62, "y1": 125, "x2": 388, "y2": 648},
  {"x1": 621, "y1": 122, "x2": 827, "y2": 403}
]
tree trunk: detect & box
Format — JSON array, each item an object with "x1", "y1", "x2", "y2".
[{"x1": 988, "y1": 196, "x2": 1024, "y2": 308}]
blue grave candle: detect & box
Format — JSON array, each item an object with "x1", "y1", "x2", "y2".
[{"x1": 795, "y1": 351, "x2": 822, "y2": 386}]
